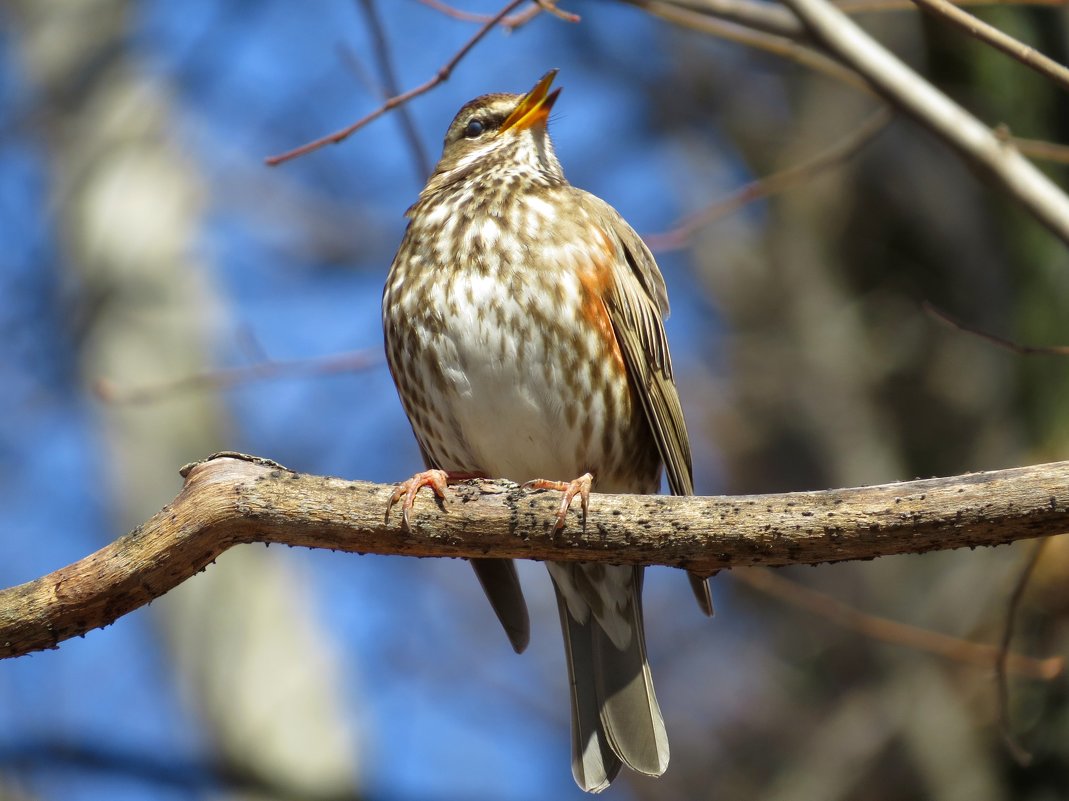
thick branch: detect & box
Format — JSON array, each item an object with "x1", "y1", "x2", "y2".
[{"x1": 2, "y1": 454, "x2": 1067, "y2": 660}]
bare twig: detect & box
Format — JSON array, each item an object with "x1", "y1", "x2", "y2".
[
  {"x1": 3, "y1": 454, "x2": 1069, "y2": 660},
  {"x1": 334, "y1": 43, "x2": 380, "y2": 97},
  {"x1": 1014, "y1": 136, "x2": 1069, "y2": 165},
  {"x1": 646, "y1": 107, "x2": 892, "y2": 251},
  {"x1": 620, "y1": 0, "x2": 872, "y2": 91},
  {"x1": 996, "y1": 538, "x2": 1049, "y2": 765},
  {"x1": 529, "y1": 0, "x2": 581, "y2": 22},
  {"x1": 356, "y1": 0, "x2": 433, "y2": 181},
  {"x1": 735, "y1": 567, "x2": 1063, "y2": 679},
  {"x1": 625, "y1": 0, "x2": 1069, "y2": 145},
  {"x1": 778, "y1": 0, "x2": 1069, "y2": 246},
  {"x1": 266, "y1": 0, "x2": 531, "y2": 165},
  {"x1": 837, "y1": 0, "x2": 1069, "y2": 12},
  {"x1": 923, "y1": 301, "x2": 1069, "y2": 356},
  {"x1": 94, "y1": 348, "x2": 382, "y2": 405},
  {"x1": 640, "y1": 0, "x2": 807, "y2": 38},
  {"x1": 418, "y1": 0, "x2": 579, "y2": 27},
  {"x1": 418, "y1": 0, "x2": 543, "y2": 27},
  {"x1": 907, "y1": 0, "x2": 1069, "y2": 93}
]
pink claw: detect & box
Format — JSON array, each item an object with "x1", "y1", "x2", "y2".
[
  {"x1": 386, "y1": 469, "x2": 450, "y2": 531},
  {"x1": 523, "y1": 472, "x2": 593, "y2": 532}
]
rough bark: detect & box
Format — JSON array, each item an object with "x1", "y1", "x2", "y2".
[{"x1": 3, "y1": 453, "x2": 1066, "y2": 660}]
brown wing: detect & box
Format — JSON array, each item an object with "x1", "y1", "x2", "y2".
[
  {"x1": 591, "y1": 200, "x2": 714, "y2": 616},
  {"x1": 593, "y1": 205, "x2": 692, "y2": 497}
]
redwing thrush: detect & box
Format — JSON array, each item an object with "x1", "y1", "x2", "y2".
[{"x1": 382, "y1": 70, "x2": 710, "y2": 792}]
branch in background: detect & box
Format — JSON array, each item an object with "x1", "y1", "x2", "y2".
[
  {"x1": 645, "y1": 107, "x2": 892, "y2": 252},
  {"x1": 997, "y1": 538, "x2": 1048, "y2": 765},
  {"x1": 735, "y1": 567, "x2": 1062, "y2": 679},
  {"x1": 644, "y1": 0, "x2": 807, "y2": 38},
  {"x1": 0, "y1": 737, "x2": 487, "y2": 801},
  {"x1": 265, "y1": 0, "x2": 576, "y2": 165},
  {"x1": 1014, "y1": 136, "x2": 1069, "y2": 165},
  {"x1": 355, "y1": 0, "x2": 432, "y2": 181},
  {"x1": 418, "y1": 0, "x2": 577, "y2": 28},
  {"x1": 777, "y1": 0, "x2": 1069, "y2": 246},
  {"x1": 626, "y1": 1, "x2": 1069, "y2": 165},
  {"x1": 837, "y1": 0, "x2": 1069, "y2": 13},
  {"x1": 0, "y1": 739, "x2": 364, "y2": 801},
  {"x1": 2, "y1": 453, "x2": 1069, "y2": 660},
  {"x1": 94, "y1": 348, "x2": 382, "y2": 405},
  {"x1": 620, "y1": 0, "x2": 872, "y2": 91},
  {"x1": 923, "y1": 301, "x2": 1069, "y2": 356},
  {"x1": 906, "y1": 0, "x2": 1069, "y2": 93}
]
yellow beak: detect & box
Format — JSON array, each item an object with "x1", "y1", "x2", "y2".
[{"x1": 500, "y1": 70, "x2": 561, "y2": 133}]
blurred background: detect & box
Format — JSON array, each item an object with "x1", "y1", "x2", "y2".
[{"x1": 1, "y1": 1, "x2": 1068, "y2": 799}]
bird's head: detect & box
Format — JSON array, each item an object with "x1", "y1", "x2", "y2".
[{"x1": 425, "y1": 70, "x2": 565, "y2": 194}]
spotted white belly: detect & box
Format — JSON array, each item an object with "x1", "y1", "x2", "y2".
[{"x1": 419, "y1": 267, "x2": 598, "y2": 483}]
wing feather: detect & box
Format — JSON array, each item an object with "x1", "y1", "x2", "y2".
[{"x1": 588, "y1": 199, "x2": 713, "y2": 616}]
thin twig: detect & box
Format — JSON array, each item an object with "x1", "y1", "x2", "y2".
[
  {"x1": 417, "y1": 0, "x2": 541, "y2": 26},
  {"x1": 627, "y1": 0, "x2": 1069, "y2": 151},
  {"x1": 418, "y1": 0, "x2": 579, "y2": 27},
  {"x1": 645, "y1": 107, "x2": 892, "y2": 251},
  {"x1": 530, "y1": 0, "x2": 582, "y2": 22},
  {"x1": 94, "y1": 348, "x2": 383, "y2": 405},
  {"x1": 621, "y1": 0, "x2": 871, "y2": 91},
  {"x1": 1014, "y1": 136, "x2": 1069, "y2": 164},
  {"x1": 837, "y1": 0, "x2": 1069, "y2": 12},
  {"x1": 996, "y1": 538, "x2": 1049, "y2": 766},
  {"x1": 923, "y1": 301, "x2": 1069, "y2": 355},
  {"x1": 779, "y1": 0, "x2": 1069, "y2": 245},
  {"x1": 356, "y1": 0, "x2": 433, "y2": 181},
  {"x1": 907, "y1": 0, "x2": 1069, "y2": 93},
  {"x1": 735, "y1": 567, "x2": 1063, "y2": 679},
  {"x1": 334, "y1": 44, "x2": 380, "y2": 98},
  {"x1": 266, "y1": 0, "x2": 530, "y2": 165},
  {"x1": 643, "y1": 0, "x2": 807, "y2": 38}
]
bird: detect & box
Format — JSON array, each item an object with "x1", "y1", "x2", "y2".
[{"x1": 381, "y1": 70, "x2": 710, "y2": 792}]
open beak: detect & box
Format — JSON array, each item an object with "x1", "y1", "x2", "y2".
[{"x1": 500, "y1": 70, "x2": 561, "y2": 133}]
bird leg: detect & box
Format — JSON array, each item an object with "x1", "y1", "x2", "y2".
[
  {"x1": 523, "y1": 472, "x2": 593, "y2": 533},
  {"x1": 385, "y1": 469, "x2": 484, "y2": 531}
]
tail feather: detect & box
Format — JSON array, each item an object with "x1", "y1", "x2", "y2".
[
  {"x1": 550, "y1": 563, "x2": 668, "y2": 790},
  {"x1": 555, "y1": 584, "x2": 622, "y2": 793},
  {"x1": 594, "y1": 568, "x2": 669, "y2": 775}
]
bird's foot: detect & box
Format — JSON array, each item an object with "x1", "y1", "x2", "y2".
[
  {"x1": 385, "y1": 469, "x2": 485, "y2": 531},
  {"x1": 523, "y1": 472, "x2": 593, "y2": 532}
]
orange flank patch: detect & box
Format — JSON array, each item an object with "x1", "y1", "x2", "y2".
[{"x1": 577, "y1": 228, "x2": 625, "y2": 372}]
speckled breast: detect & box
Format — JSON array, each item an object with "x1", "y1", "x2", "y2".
[{"x1": 382, "y1": 188, "x2": 661, "y2": 494}]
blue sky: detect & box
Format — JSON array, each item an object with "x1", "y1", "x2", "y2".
[{"x1": 0, "y1": 3, "x2": 746, "y2": 800}]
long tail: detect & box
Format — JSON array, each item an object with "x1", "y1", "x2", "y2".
[{"x1": 550, "y1": 563, "x2": 669, "y2": 792}]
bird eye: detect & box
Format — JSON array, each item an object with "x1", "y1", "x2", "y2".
[{"x1": 463, "y1": 118, "x2": 485, "y2": 138}]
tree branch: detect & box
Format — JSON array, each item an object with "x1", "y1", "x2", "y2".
[
  {"x1": 645, "y1": 0, "x2": 807, "y2": 39},
  {"x1": 355, "y1": 0, "x2": 433, "y2": 182},
  {"x1": 734, "y1": 567, "x2": 1063, "y2": 679},
  {"x1": 621, "y1": 0, "x2": 872, "y2": 91},
  {"x1": 778, "y1": 0, "x2": 1069, "y2": 246},
  {"x1": 2, "y1": 453, "x2": 1068, "y2": 660},
  {"x1": 906, "y1": 0, "x2": 1069, "y2": 93},
  {"x1": 645, "y1": 106, "x2": 892, "y2": 252},
  {"x1": 265, "y1": 0, "x2": 535, "y2": 165},
  {"x1": 94, "y1": 347, "x2": 382, "y2": 404}
]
